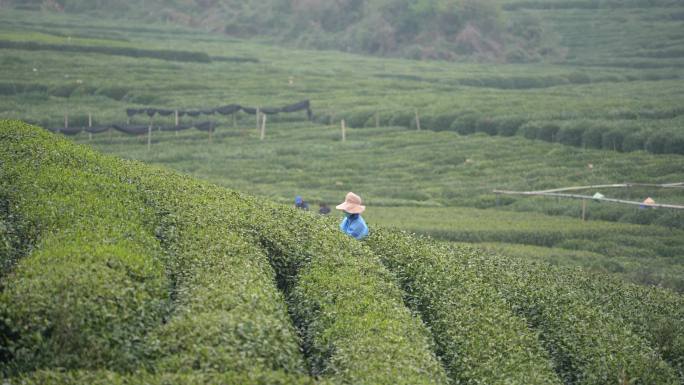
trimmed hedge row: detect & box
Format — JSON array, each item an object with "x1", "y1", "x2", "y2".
[
  {"x1": 334, "y1": 108, "x2": 684, "y2": 155},
  {"x1": 0, "y1": 121, "x2": 169, "y2": 374},
  {"x1": 216, "y1": 196, "x2": 449, "y2": 384},
  {"x1": 138, "y1": 173, "x2": 308, "y2": 375},
  {"x1": 520, "y1": 120, "x2": 684, "y2": 154},
  {"x1": 5, "y1": 370, "x2": 319, "y2": 385},
  {"x1": 114, "y1": 145, "x2": 449, "y2": 383},
  {"x1": 550, "y1": 270, "x2": 684, "y2": 382},
  {"x1": 366, "y1": 229, "x2": 562, "y2": 385},
  {"x1": 459, "y1": 245, "x2": 680, "y2": 385},
  {"x1": 0, "y1": 40, "x2": 211, "y2": 63}
]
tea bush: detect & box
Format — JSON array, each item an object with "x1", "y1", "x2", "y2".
[
  {"x1": 366, "y1": 229, "x2": 562, "y2": 385},
  {"x1": 101, "y1": 128, "x2": 449, "y2": 384},
  {"x1": 461, "y1": 246, "x2": 680, "y2": 385},
  {"x1": 5, "y1": 370, "x2": 320, "y2": 385},
  {"x1": 0, "y1": 121, "x2": 169, "y2": 374}
]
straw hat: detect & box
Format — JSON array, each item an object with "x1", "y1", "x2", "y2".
[{"x1": 336, "y1": 192, "x2": 366, "y2": 214}]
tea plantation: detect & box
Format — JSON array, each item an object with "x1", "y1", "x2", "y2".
[{"x1": 2, "y1": 120, "x2": 683, "y2": 383}]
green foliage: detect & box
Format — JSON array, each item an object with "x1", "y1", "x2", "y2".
[
  {"x1": 367, "y1": 229, "x2": 561, "y2": 385},
  {"x1": 0, "y1": 121, "x2": 169, "y2": 374},
  {"x1": 0, "y1": 0, "x2": 554, "y2": 62},
  {"x1": 0, "y1": 40, "x2": 211, "y2": 63},
  {"x1": 457, "y1": 244, "x2": 681, "y2": 385},
  {"x1": 1, "y1": 121, "x2": 683, "y2": 385},
  {"x1": 5, "y1": 370, "x2": 320, "y2": 385}
]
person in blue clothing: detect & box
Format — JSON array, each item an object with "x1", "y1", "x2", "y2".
[
  {"x1": 294, "y1": 195, "x2": 309, "y2": 211},
  {"x1": 335, "y1": 192, "x2": 369, "y2": 240}
]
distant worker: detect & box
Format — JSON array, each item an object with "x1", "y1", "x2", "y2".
[
  {"x1": 335, "y1": 192, "x2": 369, "y2": 240},
  {"x1": 319, "y1": 202, "x2": 331, "y2": 215},
  {"x1": 294, "y1": 195, "x2": 309, "y2": 211}
]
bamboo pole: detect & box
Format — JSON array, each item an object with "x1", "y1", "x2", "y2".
[
  {"x1": 527, "y1": 183, "x2": 684, "y2": 194},
  {"x1": 260, "y1": 114, "x2": 267, "y2": 140},
  {"x1": 175, "y1": 110, "x2": 179, "y2": 137},
  {"x1": 256, "y1": 107, "x2": 260, "y2": 131},
  {"x1": 147, "y1": 124, "x2": 152, "y2": 151},
  {"x1": 415, "y1": 109, "x2": 421, "y2": 131},
  {"x1": 341, "y1": 119, "x2": 346, "y2": 142},
  {"x1": 492, "y1": 189, "x2": 684, "y2": 210}
]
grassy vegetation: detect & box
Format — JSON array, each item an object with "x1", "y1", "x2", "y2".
[
  {"x1": 2, "y1": 121, "x2": 683, "y2": 384},
  {"x1": 0, "y1": 1, "x2": 682, "y2": 306},
  {"x1": 0, "y1": 7, "x2": 682, "y2": 156},
  {"x1": 61, "y1": 122, "x2": 684, "y2": 292}
]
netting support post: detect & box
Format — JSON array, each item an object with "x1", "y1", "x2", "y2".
[
  {"x1": 256, "y1": 107, "x2": 261, "y2": 131},
  {"x1": 260, "y1": 114, "x2": 267, "y2": 140},
  {"x1": 415, "y1": 109, "x2": 421, "y2": 131},
  {"x1": 147, "y1": 123, "x2": 152, "y2": 151},
  {"x1": 341, "y1": 119, "x2": 346, "y2": 143},
  {"x1": 175, "y1": 110, "x2": 179, "y2": 137}
]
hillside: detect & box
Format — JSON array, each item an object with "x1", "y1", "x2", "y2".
[
  {"x1": 1, "y1": 0, "x2": 560, "y2": 62},
  {"x1": 0, "y1": 6, "x2": 683, "y2": 292},
  {"x1": 2, "y1": 120, "x2": 684, "y2": 384}
]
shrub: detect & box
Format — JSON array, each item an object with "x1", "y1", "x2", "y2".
[
  {"x1": 0, "y1": 122, "x2": 169, "y2": 374},
  {"x1": 463, "y1": 248, "x2": 680, "y2": 385},
  {"x1": 602, "y1": 129, "x2": 625, "y2": 151},
  {"x1": 537, "y1": 122, "x2": 560, "y2": 142},
  {"x1": 367, "y1": 230, "x2": 561, "y2": 385},
  {"x1": 556, "y1": 123, "x2": 584, "y2": 147},
  {"x1": 622, "y1": 130, "x2": 648, "y2": 152},
  {"x1": 581, "y1": 125, "x2": 604, "y2": 149},
  {"x1": 645, "y1": 131, "x2": 669, "y2": 154}
]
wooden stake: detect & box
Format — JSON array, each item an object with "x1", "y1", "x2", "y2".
[
  {"x1": 64, "y1": 112, "x2": 68, "y2": 129},
  {"x1": 147, "y1": 124, "x2": 152, "y2": 151},
  {"x1": 260, "y1": 114, "x2": 267, "y2": 140},
  {"x1": 256, "y1": 107, "x2": 260, "y2": 131},
  {"x1": 341, "y1": 119, "x2": 346, "y2": 142},
  {"x1": 88, "y1": 113, "x2": 92, "y2": 141},
  {"x1": 415, "y1": 109, "x2": 421, "y2": 131},
  {"x1": 175, "y1": 110, "x2": 179, "y2": 126},
  {"x1": 581, "y1": 199, "x2": 587, "y2": 221}
]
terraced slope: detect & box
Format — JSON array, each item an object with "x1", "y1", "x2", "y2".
[{"x1": 1, "y1": 120, "x2": 682, "y2": 384}]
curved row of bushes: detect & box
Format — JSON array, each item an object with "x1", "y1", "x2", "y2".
[
  {"x1": 550, "y1": 269, "x2": 684, "y2": 381},
  {"x1": 87, "y1": 127, "x2": 451, "y2": 383},
  {"x1": 200, "y1": 195, "x2": 448, "y2": 384},
  {"x1": 5, "y1": 370, "x2": 319, "y2": 385},
  {"x1": 457, "y1": 244, "x2": 680, "y2": 384},
  {"x1": 366, "y1": 229, "x2": 561, "y2": 385},
  {"x1": 327, "y1": 108, "x2": 684, "y2": 155},
  {"x1": 138, "y1": 178, "x2": 308, "y2": 375},
  {"x1": 0, "y1": 81, "x2": 130, "y2": 101},
  {"x1": 0, "y1": 121, "x2": 312, "y2": 381},
  {"x1": 0, "y1": 40, "x2": 211, "y2": 62},
  {"x1": 0, "y1": 122, "x2": 169, "y2": 374}
]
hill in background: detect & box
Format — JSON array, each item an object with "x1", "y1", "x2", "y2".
[{"x1": 2, "y1": 0, "x2": 563, "y2": 62}]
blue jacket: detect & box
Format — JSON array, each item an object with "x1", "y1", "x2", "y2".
[{"x1": 340, "y1": 214, "x2": 369, "y2": 240}]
